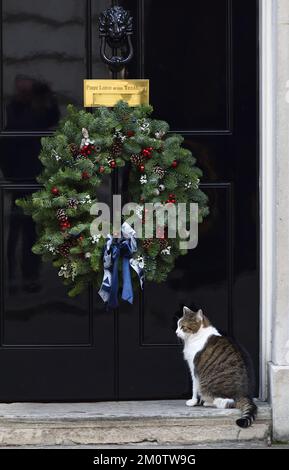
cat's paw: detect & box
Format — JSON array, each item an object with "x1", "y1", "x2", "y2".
[{"x1": 186, "y1": 398, "x2": 198, "y2": 407}]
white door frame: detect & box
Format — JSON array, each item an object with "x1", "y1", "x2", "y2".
[{"x1": 259, "y1": 0, "x2": 275, "y2": 400}]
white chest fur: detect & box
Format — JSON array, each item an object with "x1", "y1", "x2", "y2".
[{"x1": 183, "y1": 326, "x2": 221, "y2": 365}]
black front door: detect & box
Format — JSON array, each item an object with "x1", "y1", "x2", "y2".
[{"x1": 0, "y1": 0, "x2": 259, "y2": 401}]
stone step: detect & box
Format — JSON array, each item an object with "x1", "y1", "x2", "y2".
[{"x1": 0, "y1": 400, "x2": 271, "y2": 447}]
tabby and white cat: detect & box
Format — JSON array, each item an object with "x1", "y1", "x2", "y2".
[{"x1": 176, "y1": 306, "x2": 257, "y2": 428}]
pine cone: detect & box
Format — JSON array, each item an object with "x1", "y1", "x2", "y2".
[
  {"x1": 69, "y1": 143, "x2": 79, "y2": 157},
  {"x1": 142, "y1": 239, "x2": 153, "y2": 250},
  {"x1": 130, "y1": 154, "x2": 144, "y2": 166},
  {"x1": 154, "y1": 166, "x2": 165, "y2": 179},
  {"x1": 111, "y1": 139, "x2": 122, "y2": 157},
  {"x1": 56, "y1": 208, "x2": 68, "y2": 223},
  {"x1": 68, "y1": 198, "x2": 78, "y2": 209},
  {"x1": 58, "y1": 242, "x2": 71, "y2": 258}
]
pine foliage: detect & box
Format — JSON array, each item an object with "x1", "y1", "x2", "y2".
[{"x1": 16, "y1": 101, "x2": 209, "y2": 296}]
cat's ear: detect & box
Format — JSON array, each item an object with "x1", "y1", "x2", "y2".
[
  {"x1": 183, "y1": 306, "x2": 192, "y2": 316},
  {"x1": 196, "y1": 309, "x2": 203, "y2": 321}
]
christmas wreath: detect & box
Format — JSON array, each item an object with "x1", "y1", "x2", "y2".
[{"x1": 17, "y1": 101, "x2": 209, "y2": 303}]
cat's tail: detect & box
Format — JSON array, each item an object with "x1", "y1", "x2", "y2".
[{"x1": 235, "y1": 397, "x2": 257, "y2": 428}]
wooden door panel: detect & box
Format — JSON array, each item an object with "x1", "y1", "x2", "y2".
[
  {"x1": 0, "y1": 0, "x2": 259, "y2": 400},
  {"x1": 2, "y1": 187, "x2": 91, "y2": 346},
  {"x1": 140, "y1": 185, "x2": 232, "y2": 347},
  {"x1": 0, "y1": 0, "x2": 115, "y2": 401},
  {"x1": 1, "y1": 0, "x2": 86, "y2": 131},
  {"x1": 118, "y1": 0, "x2": 259, "y2": 399},
  {"x1": 142, "y1": 0, "x2": 231, "y2": 131}
]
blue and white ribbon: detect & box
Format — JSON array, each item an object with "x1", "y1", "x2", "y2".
[{"x1": 98, "y1": 222, "x2": 144, "y2": 308}]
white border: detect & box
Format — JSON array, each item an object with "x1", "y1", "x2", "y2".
[{"x1": 260, "y1": 0, "x2": 275, "y2": 400}]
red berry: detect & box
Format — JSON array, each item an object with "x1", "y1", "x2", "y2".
[
  {"x1": 99, "y1": 166, "x2": 105, "y2": 173},
  {"x1": 80, "y1": 144, "x2": 95, "y2": 158},
  {"x1": 60, "y1": 221, "x2": 70, "y2": 231},
  {"x1": 127, "y1": 130, "x2": 135, "y2": 137},
  {"x1": 51, "y1": 187, "x2": 59, "y2": 196},
  {"x1": 171, "y1": 160, "x2": 178, "y2": 168},
  {"x1": 82, "y1": 171, "x2": 90, "y2": 179},
  {"x1": 78, "y1": 235, "x2": 84, "y2": 242},
  {"x1": 142, "y1": 148, "x2": 152, "y2": 158},
  {"x1": 109, "y1": 160, "x2": 116, "y2": 169},
  {"x1": 139, "y1": 164, "x2": 145, "y2": 172}
]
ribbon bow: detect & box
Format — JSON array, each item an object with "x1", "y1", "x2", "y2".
[{"x1": 98, "y1": 222, "x2": 144, "y2": 308}]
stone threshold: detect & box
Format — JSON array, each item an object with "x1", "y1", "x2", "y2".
[{"x1": 0, "y1": 400, "x2": 271, "y2": 447}]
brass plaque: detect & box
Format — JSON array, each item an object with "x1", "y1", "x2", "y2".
[{"x1": 83, "y1": 79, "x2": 149, "y2": 107}]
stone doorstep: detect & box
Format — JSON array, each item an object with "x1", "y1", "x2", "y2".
[{"x1": 0, "y1": 400, "x2": 271, "y2": 447}]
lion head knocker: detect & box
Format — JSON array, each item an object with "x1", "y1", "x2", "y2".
[{"x1": 99, "y1": 6, "x2": 133, "y2": 73}]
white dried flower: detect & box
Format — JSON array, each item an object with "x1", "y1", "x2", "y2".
[
  {"x1": 140, "y1": 174, "x2": 148, "y2": 185},
  {"x1": 71, "y1": 262, "x2": 77, "y2": 281},
  {"x1": 90, "y1": 234, "x2": 101, "y2": 244},
  {"x1": 155, "y1": 130, "x2": 165, "y2": 139},
  {"x1": 51, "y1": 150, "x2": 61, "y2": 161},
  {"x1": 81, "y1": 127, "x2": 94, "y2": 147},
  {"x1": 80, "y1": 195, "x2": 92, "y2": 204},
  {"x1": 58, "y1": 264, "x2": 70, "y2": 279},
  {"x1": 44, "y1": 243, "x2": 56, "y2": 254},
  {"x1": 114, "y1": 130, "x2": 126, "y2": 142},
  {"x1": 161, "y1": 246, "x2": 171, "y2": 255},
  {"x1": 137, "y1": 118, "x2": 150, "y2": 134},
  {"x1": 185, "y1": 178, "x2": 200, "y2": 190}
]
